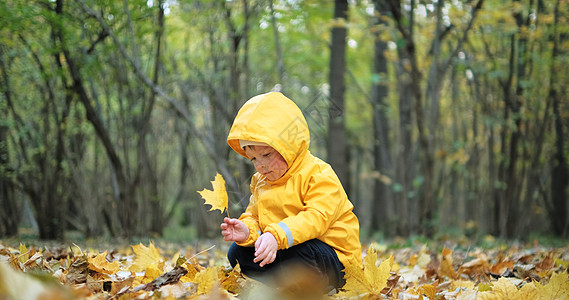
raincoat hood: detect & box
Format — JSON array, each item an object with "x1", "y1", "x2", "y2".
[{"x1": 227, "y1": 92, "x2": 310, "y2": 168}]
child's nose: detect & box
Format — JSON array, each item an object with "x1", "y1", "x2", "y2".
[{"x1": 253, "y1": 160, "x2": 265, "y2": 170}]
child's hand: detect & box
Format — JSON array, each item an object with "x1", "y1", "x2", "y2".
[
  {"x1": 220, "y1": 217, "x2": 249, "y2": 242},
  {"x1": 254, "y1": 232, "x2": 278, "y2": 267}
]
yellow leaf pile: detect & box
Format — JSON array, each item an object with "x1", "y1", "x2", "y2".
[
  {"x1": 0, "y1": 240, "x2": 568, "y2": 299},
  {"x1": 197, "y1": 173, "x2": 229, "y2": 214}
]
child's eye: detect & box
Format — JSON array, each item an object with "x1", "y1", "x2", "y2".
[{"x1": 263, "y1": 153, "x2": 271, "y2": 158}]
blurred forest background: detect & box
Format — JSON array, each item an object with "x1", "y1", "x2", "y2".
[{"x1": 0, "y1": 0, "x2": 568, "y2": 243}]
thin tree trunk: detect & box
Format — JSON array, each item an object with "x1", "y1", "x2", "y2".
[
  {"x1": 0, "y1": 45, "x2": 20, "y2": 237},
  {"x1": 548, "y1": 0, "x2": 568, "y2": 237},
  {"x1": 269, "y1": 0, "x2": 285, "y2": 88},
  {"x1": 395, "y1": 64, "x2": 413, "y2": 236},
  {"x1": 327, "y1": 0, "x2": 349, "y2": 194},
  {"x1": 370, "y1": 0, "x2": 393, "y2": 234},
  {"x1": 142, "y1": 0, "x2": 165, "y2": 236}
]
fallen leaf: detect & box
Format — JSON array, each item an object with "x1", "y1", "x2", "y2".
[
  {"x1": 221, "y1": 264, "x2": 242, "y2": 294},
  {"x1": 181, "y1": 260, "x2": 206, "y2": 283},
  {"x1": 88, "y1": 251, "x2": 120, "y2": 274},
  {"x1": 417, "y1": 284, "x2": 436, "y2": 299},
  {"x1": 477, "y1": 277, "x2": 539, "y2": 300},
  {"x1": 195, "y1": 266, "x2": 221, "y2": 295},
  {"x1": 129, "y1": 243, "x2": 163, "y2": 272},
  {"x1": 535, "y1": 272, "x2": 569, "y2": 300},
  {"x1": 439, "y1": 247, "x2": 457, "y2": 279},
  {"x1": 490, "y1": 260, "x2": 514, "y2": 275},
  {"x1": 340, "y1": 248, "x2": 393, "y2": 298},
  {"x1": 66, "y1": 256, "x2": 89, "y2": 285}
]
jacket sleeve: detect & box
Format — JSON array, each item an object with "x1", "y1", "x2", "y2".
[
  {"x1": 265, "y1": 171, "x2": 345, "y2": 249},
  {"x1": 236, "y1": 175, "x2": 262, "y2": 247}
]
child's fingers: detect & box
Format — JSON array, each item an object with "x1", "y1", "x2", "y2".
[
  {"x1": 253, "y1": 239, "x2": 268, "y2": 261},
  {"x1": 254, "y1": 238, "x2": 274, "y2": 265},
  {"x1": 257, "y1": 250, "x2": 276, "y2": 267}
]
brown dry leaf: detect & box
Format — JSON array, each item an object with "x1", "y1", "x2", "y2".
[
  {"x1": 490, "y1": 260, "x2": 514, "y2": 275},
  {"x1": 459, "y1": 254, "x2": 491, "y2": 281},
  {"x1": 198, "y1": 173, "x2": 229, "y2": 214},
  {"x1": 380, "y1": 273, "x2": 401, "y2": 296},
  {"x1": 66, "y1": 257, "x2": 89, "y2": 285},
  {"x1": 110, "y1": 276, "x2": 135, "y2": 295},
  {"x1": 88, "y1": 251, "x2": 120, "y2": 275},
  {"x1": 535, "y1": 253, "x2": 555, "y2": 275}
]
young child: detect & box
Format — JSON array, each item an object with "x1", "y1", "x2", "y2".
[{"x1": 221, "y1": 92, "x2": 361, "y2": 291}]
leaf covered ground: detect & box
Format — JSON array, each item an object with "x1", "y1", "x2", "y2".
[{"x1": 0, "y1": 238, "x2": 568, "y2": 299}]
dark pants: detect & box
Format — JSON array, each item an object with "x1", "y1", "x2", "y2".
[{"x1": 227, "y1": 239, "x2": 346, "y2": 289}]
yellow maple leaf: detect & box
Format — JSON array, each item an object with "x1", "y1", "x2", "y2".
[
  {"x1": 340, "y1": 248, "x2": 393, "y2": 298},
  {"x1": 477, "y1": 277, "x2": 539, "y2": 300},
  {"x1": 535, "y1": 272, "x2": 569, "y2": 300},
  {"x1": 194, "y1": 267, "x2": 221, "y2": 295},
  {"x1": 477, "y1": 277, "x2": 518, "y2": 300},
  {"x1": 518, "y1": 282, "x2": 539, "y2": 300},
  {"x1": 129, "y1": 243, "x2": 163, "y2": 272},
  {"x1": 198, "y1": 173, "x2": 228, "y2": 215},
  {"x1": 88, "y1": 251, "x2": 120, "y2": 274}
]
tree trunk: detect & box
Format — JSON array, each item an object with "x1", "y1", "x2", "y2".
[
  {"x1": 396, "y1": 68, "x2": 413, "y2": 236},
  {"x1": 269, "y1": 0, "x2": 285, "y2": 89},
  {"x1": 327, "y1": 0, "x2": 349, "y2": 194},
  {"x1": 145, "y1": 0, "x2": 165, "y2": 236},
  {"x1": 0, "y1": 46, "x2": 20, "y2": 237},
  {"x1": 370, "y1": 0, "x2": 393, "y2": 235},
  {"x1": 548, "y1": 0, "x2": 568, "y2": 237},
  {"x1": 0, "y1": 124, "x2": 18, "y2": 237}
]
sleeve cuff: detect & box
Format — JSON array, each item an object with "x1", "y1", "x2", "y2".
[
  {"x1": 266, "y1": 222, "x2": 294, "y2": 249},
  {"x1": 236, "y1": 220, "x2": 261, "y2": 247}
]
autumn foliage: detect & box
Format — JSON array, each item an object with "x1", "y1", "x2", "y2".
[{"x1": 1, "y1": 240, "x2": 568, "y2": 299}]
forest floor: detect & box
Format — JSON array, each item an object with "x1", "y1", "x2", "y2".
[{"x1": 1, "y1": 233, "x2": 568, "y2": 299}]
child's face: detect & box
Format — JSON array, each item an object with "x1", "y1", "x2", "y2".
[{"x1": 244, "y1": 145, "x2": 288, "y2": 181}]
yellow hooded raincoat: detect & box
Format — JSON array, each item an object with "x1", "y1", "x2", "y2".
[{"x1": 227, "y1": 92, "x2": 362, "y2": 267}]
